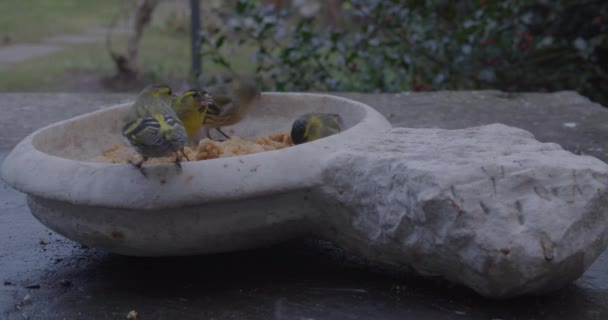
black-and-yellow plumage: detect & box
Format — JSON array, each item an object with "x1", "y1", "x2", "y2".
[
  {"x1": 203, "y1": 76, "x2": 261, "y2": 139},
  {"x1": 123, "y1": 113, "x2": 184, "y2": 157},
  {"x1": 122, "y1": 84, "x2": 188, "y2": 175},
  {"x1": 291, "y1": 113, "x2": 344, "y2": 145},
  {"x1": 172, "y1": 89, "x2": 214, "y2": 139}
]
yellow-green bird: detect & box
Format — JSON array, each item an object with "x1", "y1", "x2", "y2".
[
  {"x1": 122, "y1": 84, "x2": 188, "y2": 176},
  {"x1": 203, "y1": 76, "x2": 261, "y2": 139},
  {"x1": 172, "y1": 89, "x2": 214, "y2": 140},
  {"x1": 290, "y1": 113, "x2": 344, "y2": 145}
]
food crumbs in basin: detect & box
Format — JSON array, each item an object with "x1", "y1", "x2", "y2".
[{"x1": 92, "y1": 132, "x2": 294, "y2": 164}]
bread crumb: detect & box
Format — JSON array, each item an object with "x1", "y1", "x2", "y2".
[
  {"x1": 93, "y1": 132, "x2": 294, "y2": 164},
  {"x1": 127, "y1": 310, "x2": 138, "y2": 319}
]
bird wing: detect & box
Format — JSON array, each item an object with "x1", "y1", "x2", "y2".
[{"x1": 329, "y1": 114, "x2": 344, "y2": 131}]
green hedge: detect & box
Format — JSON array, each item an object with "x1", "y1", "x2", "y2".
[{"x1": 201, "y1": 0, "x2": 608, "y2": 106}]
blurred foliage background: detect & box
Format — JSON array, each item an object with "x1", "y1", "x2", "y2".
[
  {"x1": 202, "y1": 0, "x2": 608, "y2": 106},
  {"x1": 0, "y1": 0, "x2": 606, "y2": 107}
]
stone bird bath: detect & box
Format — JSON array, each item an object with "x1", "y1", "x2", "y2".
[{"x1": 2, "y1": 93, "x2": 608, "y2": 299}]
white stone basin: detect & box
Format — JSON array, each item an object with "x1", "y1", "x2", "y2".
[
  {"x1": 0, "y1": 93, "x2": 391, "y2": 256},
  {"x1": 3, "y1": 92, "x2": 608, "y2": 299}
]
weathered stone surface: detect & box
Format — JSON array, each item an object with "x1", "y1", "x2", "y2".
[
  {"x1": 2, "y1": 92, "x2": 608, "y2": 317},
  {"x1": 337, "y1": 90, "x2": 608, "y2": 163},
  {"x1": 319, "y1": 124, "x2": 608, "y2": 298},
  {"x1": 2, "y1": 92, "x2": 608, "y2": 299}
]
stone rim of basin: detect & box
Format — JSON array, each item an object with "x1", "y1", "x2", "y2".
[{"x1": 0, "y1": 92, "x2": 392, "y2": 210}]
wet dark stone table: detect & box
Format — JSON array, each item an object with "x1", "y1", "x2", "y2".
[{"x1": 1, "y1": 91, "x2": 607, "y2": 320}]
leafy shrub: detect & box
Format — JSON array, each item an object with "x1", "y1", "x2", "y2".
[{"x1": 200, "y1": 0, "x2": 608, "y2": 106}]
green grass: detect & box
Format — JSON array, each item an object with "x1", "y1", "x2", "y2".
[
  {"x1": 0, "y1": 0, "x2": 254, "y2": 91},
  {"x1": 0, "y1": 0, "x2": 122, "y2": 42},
  {"x1": 0, "y1": 29, "x2": 255, "y2": 91},
  {"x1": 0, "y1": 42, "x2": 111, "y2": 91}
]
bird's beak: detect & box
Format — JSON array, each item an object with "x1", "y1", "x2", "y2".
[
  {"x1": 198, "y1": 102, "x2": 208, "y2": 113},
  {"x1": 199, "y1": 95, "x2": 214, "y2": 112}
]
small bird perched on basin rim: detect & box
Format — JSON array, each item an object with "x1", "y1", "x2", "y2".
[
  {"x1": 172, "y1": 89, "x2": 215, "y2": 140},
  {"x1": 203, "y1": 75, "x2": 261, "y2": 140},
  {"x1": 291, "y1": 113, "x2": 344, "y2": 145},
  {"x1": 122, "y1": 84, "x2": 188, "y2": 176}
]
